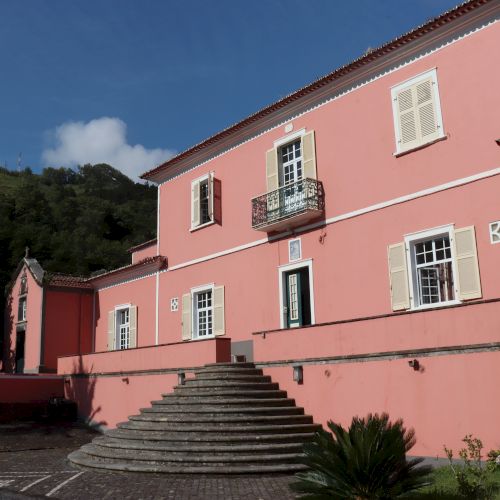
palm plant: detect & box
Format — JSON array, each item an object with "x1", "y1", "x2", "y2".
[{"x1": 290, "y1": 413, "x2": 432, "y2": 499}]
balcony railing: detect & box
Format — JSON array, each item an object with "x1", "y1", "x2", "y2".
[{"x1": 251, "y1": 178, "x2": 325, "y2": 231}]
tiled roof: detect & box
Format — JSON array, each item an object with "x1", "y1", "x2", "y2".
[
  {"x1": 47, "y1": 274, "x2": 93, "y2": 290},
  {"x1": 86, "y1": 255, "x2": 167, "y2": 283},
  {"x1": 127, "y1": 238, "x2": 157, "y2": 254},
  {"x1": 141, "y1": 0, "x2": 492, "y2": 182}
]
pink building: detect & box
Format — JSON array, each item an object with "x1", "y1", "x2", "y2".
[
  {"x1": 5, "y1": 0, "x2": 500, "y2": 458},
  {"x1": 2, "y1": 254, "x2": 93, "y2": 374}
]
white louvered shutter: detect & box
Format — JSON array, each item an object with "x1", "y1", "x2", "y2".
[
  {"x1": 191, "y1": 180, "x2": 200, "y2": 228},
  {"x1": 302, "y1": 130, "x2": 317, "y2": 180},
  {"x1": 181, "y1": 293, "x2": 192, "y2": 340},
  {"x1": 107, "y1": 311, "x2": 115, "y2": 351},
  {"x1": 213, "y1": 286, "x2": 225, "y2": 336},
  {"x1": 395, "y1": 77, "x2": 440, "y2": 152},
  {"x1": 266, "y1": 148, "x2": 279, "y2": 214},
  {"x1": 129, "y1": 305, "x2": 137, "y2": 348},
  {"x1": 453, "y1": 226, "x2": 482, "y2": 300},
  {"x1": 208, "y1": 172, "x2": 214, "y2": 221},
  {"x1": 388, "y1": 243, "x2": 410, "y2": 311}
]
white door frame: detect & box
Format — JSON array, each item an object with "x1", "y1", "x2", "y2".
[{"x1": 278, "y1": 258, "x2": 315, "y2": 329}]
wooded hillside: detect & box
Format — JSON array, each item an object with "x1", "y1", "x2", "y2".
[{"x1": 0, "y1": 164, "x2": 157, "y2": 293}]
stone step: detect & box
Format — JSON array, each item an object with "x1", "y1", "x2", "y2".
[
  {"x1": 174, "y1": 382, "x2": 279, "y2": 391},
  {"x1": 143, "y1": 406, "x2": 304, "y2": 416},
  {"x1": 92, "y1": 436, "x2": 304, "y2": 454},
  {"x1": 118, "y1": 421, "x2": 321, "y2": 434},
  {"x1": 105, "y1": 428, "x2": 316, "y2": 443},
  {"x1": 80, "y1": 443, "x2": 303, "y2": 465},
  {"x1": 68, "y1": 360, "x2": 320, "y2": 475},
  {"x1": 130, "y1": 413, "x2": 313, "y2": 425},
  {"x1": 69, "y1": 450, "x2": 307, "y2": 474},
  {"x1": 184, "y1": 375, "x2": 272, "y2": 384},
  {"x1": 193, "y1": 368, "x2": 263, "y2": 377},
  {"x1": 202, "y1": 362, "x2": 256, "y2": 369},
  {"x1": 165, "y1": 389, "x2": 287, "y2": 399},
  {"x1": 153, "y1": 397, "x2": 296, "y2": 407}
]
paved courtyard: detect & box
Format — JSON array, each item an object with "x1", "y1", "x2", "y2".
[{"x1": 0, "y1": 422, "x2": 297, "y2": 499}]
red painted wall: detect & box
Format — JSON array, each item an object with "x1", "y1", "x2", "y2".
[
  {"x1": 0, "y1": 375, "x2": 63, "y2": 403},
  {"x1": 42, "y1": 290, "x2": 93, "y2": 372}
]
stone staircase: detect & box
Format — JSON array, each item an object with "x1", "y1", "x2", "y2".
[{"x1": 68, "y1": 362, "x2": 321, "y2": 473}]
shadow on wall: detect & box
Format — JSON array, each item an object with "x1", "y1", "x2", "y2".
[
  {"x1": 2, "y1": 294, "x2": 16, "y2": 372},
  {"x1": 65, "y1": 355, "x2": 107, "y2": 430}
]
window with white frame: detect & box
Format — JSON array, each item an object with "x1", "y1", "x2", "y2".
[
  {"x1": 410, "y1": 234, "x2": 455, "y2": 306},
  {"x1": 191, "y1": 173, "x2": 214, "y2": 229},
  {"x1": 117, "y1": 307, "x2": 130, "y2": 349},
  {"x1": 18, "y1": 297, "x2": 27, "y2": 322},
  {"x1": 181, "y1": 285, "x2": 225, "y2": 341},
  {"x1": 193, "y1": 289, "x2": 213, "y2": 338},
  {"x1": 388, "y1": 225, "x2": 482, "y2": 312},
  {"x1": 391, "y1": 69, "x2": 445, "y2": 154},
  {"x1": 107, "y1": 305, "x2": 137, "y2": 351}
]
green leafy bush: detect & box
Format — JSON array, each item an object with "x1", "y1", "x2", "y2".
[
  {"x1": 291, "y1": 413, "x2": 432, "y2": 499},
  {"x1": 444, "y1": 435, "x2": 497, "y2": 499}
]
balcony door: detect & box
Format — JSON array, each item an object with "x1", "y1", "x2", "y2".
[
  {"x1": 284, "y1": 267, "x2": 311, "y2": 328},
  {"x1": 280, "y1": 140, "x2": 304, "y2": 214}
]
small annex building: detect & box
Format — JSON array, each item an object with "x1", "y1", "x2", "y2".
[
  {"x1": 2, "y1": 0, "x2": 500, "y2": 460},
  {"x1": 2, "y1": 250, "x2": 93, "y2": 374}
]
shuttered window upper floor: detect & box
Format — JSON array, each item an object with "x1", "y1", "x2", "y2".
[{"x1": 391, "y1": 68, "x2": 446, "y2": 155}]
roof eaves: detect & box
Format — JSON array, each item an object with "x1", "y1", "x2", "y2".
[{"x1": 141, "y1": 0, "x2": 491, "y2": 182}]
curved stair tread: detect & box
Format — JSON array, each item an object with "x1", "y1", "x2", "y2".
[
  {"x1": 69, "y1": 362, "x2": 320, "y2": 474},
  {"x1": 69, "y1": 450, "x2": 307, "y2": 474}
]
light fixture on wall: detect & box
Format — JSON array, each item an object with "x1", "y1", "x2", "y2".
[
  {"x1": 408, "y1": 359, "x2": 420, "y2": 371},
  {"x1": 293, "y1": 365, "x2": 303, "y2": 384},
  {"x1": 178, "y1": 372, "x2": 186, "y2": 385}
]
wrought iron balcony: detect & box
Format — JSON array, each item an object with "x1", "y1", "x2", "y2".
[{"x1": 251, "y1": 178, "x2": 325, "y2": 232}]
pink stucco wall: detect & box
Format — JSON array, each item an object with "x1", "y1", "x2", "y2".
[
  {"x1": 58, "y1": 338, "x2": 230, "y2": 428},
  {"x1": 131, "y1": 241, "x2": 157, "y2": 264},
  {"x1": 3, "y1": 265, "x2": 43, "y2": 373},
  {"x1": 157, "y1": 21, "x2": 499, "y2": 267},
  {"x1": 253, "y1": 300, "x2": 500, "y2": 363},
  {"x1": 43, "y1": 290, "x2": 93, "y2": 372},
  {"x1": 135, "y1": 20, "x2": 500, "y2": 347},
  {"x1": 93, "y1": 275, "x2": 156, "y2": 351},
  {"x1": 261, "y1": 351, "x2": 500, "y2": 458}
]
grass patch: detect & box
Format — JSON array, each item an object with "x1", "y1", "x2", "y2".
[{"x1": 407, "y1": 466, "x2": 500, "y2": 499}]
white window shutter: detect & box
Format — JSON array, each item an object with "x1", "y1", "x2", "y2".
[
  {"x1": 396, "y1": 86, "x2": 419, "y2": 151},
  {"x1": 213, "y1": 285, "x2": 225, "y2": 336},
  {"x1": 416, "y1": 78, "x2": 439, "y2": 142},
  {"x1": 302, "y1": 130, "x2": 317, "y2": 179},
  {"x1": 266, "y1": 148, "x2": 279, "y2": 192},
  {"x1": 395, "y1": 75, "x2": 440, "y2": 153},
  {"x1": 191, "y1": 180, "x2": 200, "y2": 228},
  {"x1": 107, "y1": 310, "x2": 115, "y2": 351},
  {"x1": 208, "y1": 172, "x2": 214, "y2": 221},
  {"x1": 453, "y1": 226, "x2": 482, "y2": 300},
  {"x1": 181, "y1": 293, "x2": 192, "y2": 341},
  {"x1": 129, "y1": 305, "x2": 137, "y2": 348},
  {"x1": 387, "y1": 243, "x2": 410, "y2": 311}
]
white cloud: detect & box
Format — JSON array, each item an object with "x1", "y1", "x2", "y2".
[{"x1": 42, "y1": 117, "x2": 175, "y2": 181}]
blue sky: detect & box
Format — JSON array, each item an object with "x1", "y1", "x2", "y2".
[{"x1": 0, "y1": 0, "x2": 460, "y2": 180}]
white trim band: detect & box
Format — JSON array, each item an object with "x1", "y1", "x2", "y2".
[{"x1": 167, "y1": 166, "x2": 500, "y2": 272}]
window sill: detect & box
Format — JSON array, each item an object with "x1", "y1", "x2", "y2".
[
  {"x1": 190, "y1": 220, "x2": 215, "y2": 233},
  {"x1": 410, "y1": 299, "x2": 460, "y2": 311},
  {"x1": 393, "y1": 134, "x2": 447, "y2": 157}
]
